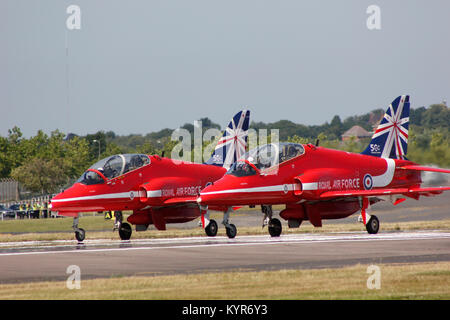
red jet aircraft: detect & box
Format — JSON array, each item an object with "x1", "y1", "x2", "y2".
[
  {"x1": 198, "y1": 96, "x2": 450, "y2": 237},
  {"x1": 50, "y1": 110, "x2": 250, "y2": 241}
]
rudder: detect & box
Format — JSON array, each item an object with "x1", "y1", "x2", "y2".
[
  {"x1": 205, "y1": 110, "x2": 250, "y2": 169},
  {"x1": 361, "y1": 95, "x2": 410, "y2": 160}
]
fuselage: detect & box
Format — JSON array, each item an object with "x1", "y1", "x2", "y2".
[
  {"x1": 198, "y1": 144, "x2": 422, "y2": 207},
  {"x1": 51, "y1": 155, "x2": 226, "y2": 215}
]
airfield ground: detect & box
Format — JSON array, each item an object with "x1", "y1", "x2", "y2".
[
  {"x1": 1, "y1": 261, "x2": 449, "y2": 299},
  {"x1": 0, "y1": 196, "x2": 449, "y2": 299}
]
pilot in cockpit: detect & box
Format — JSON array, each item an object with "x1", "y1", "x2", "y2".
[
  {"x1": 130, "y1": 155, "x2": 143, "y2": 170},
  {"x1": 287, "y1": 145, "x2": 298, "y2": 159}
]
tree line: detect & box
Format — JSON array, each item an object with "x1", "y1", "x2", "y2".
[{"x1": 1, "y1": 103, "x2": 448, "y2": 195}]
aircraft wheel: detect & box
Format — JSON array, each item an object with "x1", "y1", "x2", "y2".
[
  {"x1": 226, "y1": 224, "x2": 237, "y2": 239},
  {"x1": 205, "y1": 219, "x2": 218, "y2": 237},
  {"x1": 119, "y1": 222, "x2": 132, "y2": 240},
  {"x1": 268, "y1": 218, "x2": 282, "y2": 237},
  {"x1": 366, "y1": 215, "x2": 380, "y2": 234},
  {"x1": 75, "y1": 228, "x2": 85, "y2": 242}
]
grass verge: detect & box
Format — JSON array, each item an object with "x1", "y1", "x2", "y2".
[{"x1": 1, "y1": 262, "x2": 449, "y2": 299}]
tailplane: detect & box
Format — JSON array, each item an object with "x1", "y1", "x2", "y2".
[
  {"x1": 205, "y1": 110, "x2": 250, "y2": 169},
  {"x1": 361, "y1": 95, "x2": 410, "y2": 160}
]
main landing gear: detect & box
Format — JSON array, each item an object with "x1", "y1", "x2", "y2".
[
  {"x1": 223, "y1": 207, "x2": 237, "y2": 239},
  {"x1": 205, "y1": 219, "x2": 218, "y2": 237},
  {"x1": 118, "y1": 222, "x2": 132, "y2": 240},
  {"x1": 262, "y1": 205, "x2": 282, "y2": 237},
  {"x1": 200, "y1": 208, "x2": 219, "y2": 237},
  {"x1": 358, "y1": 197, "x2": 380, "y2": 234},
  {"x1": 113, "y1": 211, "x2": 132, "y2": 240},
  {"x1": 365, "y1": 215, "x2": 380, "y2": 234}
]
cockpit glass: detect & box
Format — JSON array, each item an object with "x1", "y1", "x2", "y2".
[
  {"x1": 240, "y1": 143, "x2": 304, "y2": 170},
  {"x1": 102, "y1": 155, "x2": 124, "y2": 179},
  {"x1": 86, "y1": 154, "x2": 150, "y2": 180},
  {"x1": 227, "y1": 161, "x2": 257, "y2": 177},
  {"x1": 278, "y1": 143, "x2": 304, "y2": 163},
  {"x1": 77, "y1": 170, "x2": 105, "y2": 185}
]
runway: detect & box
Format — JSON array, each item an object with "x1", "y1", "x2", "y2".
[{"x1": 1, "y1": 231, "x2": 450, "y2": 284}]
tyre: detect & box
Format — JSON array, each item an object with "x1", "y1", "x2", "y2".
[
  {"x1": 75, "y1": 228, "x2": 85, "y2": 242},
  {"x1": 119, "y1": 222, "x2": 132, "y2": 240},
  {"x1": 205, "y1": 219, "x2": 218, "y2": 237},
  {"x1": 366, "y1": 215, "x2": 380, "y2": 234},
  {"x1": 225, "y1": 224, "x2": 237, "y2": 239},
  {"x1": 268, "y1": 218, "x2": 282, "y2": 237}
]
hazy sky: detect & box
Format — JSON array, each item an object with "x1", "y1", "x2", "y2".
[{"x1": 1, "y1": 1, "x2": 449, "y2": 137}]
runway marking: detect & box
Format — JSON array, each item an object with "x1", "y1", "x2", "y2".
[{"x1": 1, "y1": 231, "x2": 450, "y2": 257}]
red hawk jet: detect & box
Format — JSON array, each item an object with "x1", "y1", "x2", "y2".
[
  {"x1": 50, "y1": 110, "x2": 250, "y2": 241},
  {"x1": 198, "y1": 96, "x2": 450, "y2": 237}
]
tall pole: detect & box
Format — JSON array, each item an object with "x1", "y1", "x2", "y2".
[{"x1": 65, "y1": 28, "x2": 70, "y2": 133}]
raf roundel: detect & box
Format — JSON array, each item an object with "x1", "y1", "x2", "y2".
[{"x1": 363, "y1": 174, "x2": 373, "y2": 190}]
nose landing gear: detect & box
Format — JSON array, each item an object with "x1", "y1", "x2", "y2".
[
  {"x1": 222, "y1": 207, "x2": 237, "y2": 239},
  {"x1": 73, "y1": 216, "x2": 85, "y2": 242}
]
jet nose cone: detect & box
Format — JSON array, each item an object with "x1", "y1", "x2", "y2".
[
  {"x1": 49, "y1": 191, "x2": 63, "y2": 209},
  {"x1": 49, "y1": 183, "x2": 82, "y2": 211}
]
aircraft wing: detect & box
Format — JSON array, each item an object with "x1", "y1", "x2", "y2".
[
  {"x1": 319, "y1": 186, "x2": 450, "y2": 199},
  {"x1": 399, "y1": 165, "x2": 450, "y2": 174},
  {"x1": 162, "y1": 197, "x2": 242, "y2": 212}
]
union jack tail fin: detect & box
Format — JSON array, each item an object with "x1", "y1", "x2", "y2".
[
  {"x1": 361, "y1": 95, "x2": 410, "y2": 160},
  {"x1": 205, "y1": 110, "x2": 250, "y2": 169}
]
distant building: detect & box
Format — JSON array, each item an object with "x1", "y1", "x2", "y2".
[
  {"x1": 64, "y1": 133, "x2": 79, "y2": 141},
  {"x1": 341, "y1": 125, "x2": 372, "y2": 141}
]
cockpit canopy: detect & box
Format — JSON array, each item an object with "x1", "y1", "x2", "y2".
[
  {"x1": 227, "y1": 143, "x2": 304, "y2": 176},
  {"x1": 77, "y1": 154, "x2": 150, "y2": 185}
]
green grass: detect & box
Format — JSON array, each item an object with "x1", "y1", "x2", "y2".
[
  {"x1": 0, "y1": 215, "x2": 110, "y2": 233},
  {"x1": 1, "y1": 262, "x2": 450, "y2": 299}
]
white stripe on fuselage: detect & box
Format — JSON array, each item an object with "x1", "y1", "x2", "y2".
[
  {"x1": 200, "y1": 184, "x2": 291, "y2": 195},
  {"x1": 52, "y1": 188, "x2": 198, "y2": 203},
  {"x1": 147, "y1": 190, "x2": 162, "y2": 198},
  {"x1": 201, "y1": 183, "x2": 318, "y2": 196},
  {"x1": 51, "y1": 192, "x2": 136, "y2": 203}
]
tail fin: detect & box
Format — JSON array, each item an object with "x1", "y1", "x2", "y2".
[
  {"x1": 205, "y1": 110, "x2": 250, "y2": 169},
  {"x1": 361, "y1": 95, "x2": 410, "y2": 159}
]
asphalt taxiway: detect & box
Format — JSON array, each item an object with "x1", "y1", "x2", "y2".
[
  {"x1": 1, "y1": 231, "x2": 450, "y2": 284},
  {"x1": 1, "y1": 194, "x2": 449, "y2": 284}
]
